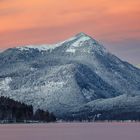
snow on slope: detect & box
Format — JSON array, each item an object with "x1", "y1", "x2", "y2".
[
  {"x1": 16, "y1": 33, "x2": 81, "y2": 52},
  {"x1": 66, "y1": 36, "x2": 91, "y2": 53},
  {"x1": 17, "y1": 44, "x2": 60, "y2": 52},
  {"x1": 0, "y1": 32, "x2": 140, "y2": 119},
  {"x1": 0, "y1": 77, "x2": 12, "y2": 91},
  {"x1": 64, "y1": 94, "x2": 140, "y2": 120}
]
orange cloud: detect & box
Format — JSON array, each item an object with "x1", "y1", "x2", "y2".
[{"x1": 0, "y1": 0, "x2": 140, "y2": 49}]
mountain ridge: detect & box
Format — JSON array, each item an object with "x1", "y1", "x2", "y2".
[{"x1": 0, "y1": 33, "x2": 140, "y2": 120}]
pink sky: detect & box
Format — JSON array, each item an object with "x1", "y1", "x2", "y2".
[{"x1": 0, "y1": 0, "x2": 140, "y2": 64}]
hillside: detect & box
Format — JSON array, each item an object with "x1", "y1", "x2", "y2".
[{"x1": 0, "y1": 33, "x2": 140, "y2": 120}]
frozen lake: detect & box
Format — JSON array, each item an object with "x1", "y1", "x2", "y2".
[{"x1": 0, "y1": 123, "x2": 140, "y2": 140}]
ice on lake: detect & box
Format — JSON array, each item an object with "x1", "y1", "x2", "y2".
[{"x1": 0, "y1": 123, "x2": 140, "y2": 140}]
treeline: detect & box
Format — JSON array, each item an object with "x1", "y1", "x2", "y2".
[{"x1": 0, "y1": 96, "x2": 56, "y2": 123}]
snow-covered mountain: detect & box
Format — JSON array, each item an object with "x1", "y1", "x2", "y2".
[{"x1": 0, "y1": 33, "x2": 140, "y2": 120}]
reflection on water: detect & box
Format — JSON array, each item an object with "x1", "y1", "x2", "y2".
[{"x1": 0, "y1": 123, "x2": 140, "y2": 140}]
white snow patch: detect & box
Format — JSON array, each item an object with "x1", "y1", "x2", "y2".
[
  {"x1": 66, "y1": 48, "x2": 76, "y2": 53},
  {"x1": 72, "y1": 36, "x2": 91, "y2": 46},
  {"x1": 30, "y1": 67, "x2": 37, "y2": 71},
  {"x1": 16, "y1": 36, "x2": 78, "y2": 52},
  {"x1": 0, "y1": 77, "x2": 12, "y2": 91},
  {"x1": 17, "y1": 44, "x2": 60, "y2": 52},
  {"x1": 42, "y1": 81, "x2": 65, "y2": 92},
  {"x1": 82, "y1": 88, "x2": 96, "y2": 101},
  {"x1": 66, "y1": 36, "x2": 91, "y2": 53}
]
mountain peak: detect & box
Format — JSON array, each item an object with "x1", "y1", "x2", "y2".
[
  {"x1": 15, "y1": 33, "x2": 92, "y2": 52},
  {"x1": 75, "y1": 32, "x2": 88, "y2": 37},
  {"x1": 12, "y1": 32, "x2": 104, "y2": 54}
]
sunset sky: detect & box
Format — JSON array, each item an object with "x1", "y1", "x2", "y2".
[{"x1": 0, "y1": 0, "x2": 140, "y2": 64}]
